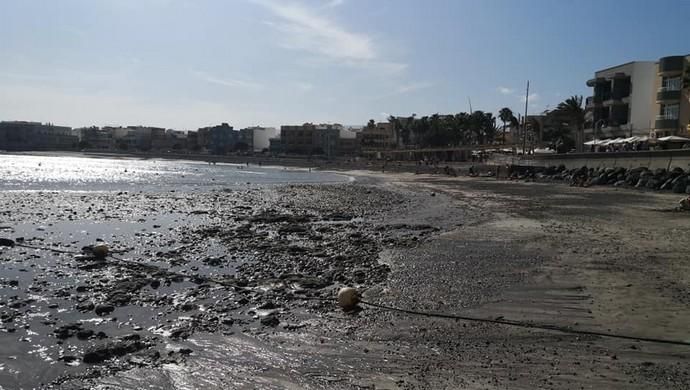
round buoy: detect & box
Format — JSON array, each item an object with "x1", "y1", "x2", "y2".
[
  {"x1": 337, "y1": 287, "x2": 360, "y2": 311},
  {"x1": 92, "y1": 243, "x2": 109, "y2": 259}
]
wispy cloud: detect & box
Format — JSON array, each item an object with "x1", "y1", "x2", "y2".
[
  {"x1": 192, "y1": 70, "x2": 263, "y2": 90},
  {"x1": 397, "y1": 81, "x2": 433, "y2": 94},
  {"x1": 520, "y1": 93, "x2": 540, "y2": 102},
  {"x1": 498, "y1": 86, "x2": 514, "y2": 95},
  {"x1": 324, "y1": 0, "x2": 344, "y2": 8},
  {"x1": 294, "y1": 81, "x2": 314, "y2": 92},
  {"x1": 255, "y1": 0, "x2": 374, "y2": 61}
]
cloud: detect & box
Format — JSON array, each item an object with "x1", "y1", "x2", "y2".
[
  {"x1": 498, "y1": 86, "x2": 514, "y2": 95},
  {"x1": 294, "y1": 81, "x2": 314, "y2": 92},
  {"x1": 255, "y1": 0, "x2": 374, "y2": 61},
  {"x1": 191, "y1": 70, "x2": 263, "y2": 90},
  {"x1": 324, "y1": 0, "x2": 344, "y2": 7},
  {"x1": 519, "y1": 93, "x2": 540, "y2": 103},
  {"x1": 396, "y1": 81, "x2": 433, "y2": 94}
]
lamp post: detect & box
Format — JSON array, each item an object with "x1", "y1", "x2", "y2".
[{"x1": 594, "y1": 119, "x2": 606, "y2": 141}]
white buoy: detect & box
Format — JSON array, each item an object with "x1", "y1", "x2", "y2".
[
  {"x1": 92, "y1": 243, "x2": 109, "y2": 259},
  {"x1": 337, "y1": 287, "x2": 360, "y2": 311}
]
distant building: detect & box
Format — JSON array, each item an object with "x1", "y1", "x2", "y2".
[
  {"x1": 197, "y1": 123, "x2": 237, "y2": 155},
  {"x1": 77, "y1": 127, "x2": 112, "y2": 150},
  {"x1": 358, "y1": 122, "x2": 396, "y2": 150},
  {"x1": 653, "y1": 55, "x2": 690, "y2": 138},
  {"x1": 280, "y1": 123, "x2": 357, "y2": 157},
  {"x1": 239, "y1": 126, "x2": 279, "y2": 152},
  {"x1": 0, "y1": 121, "x2": 77, "y2": 151},
  {"x1": 281, "y1": 123, "x2": 317, "y2": 154},
  {"x1": 151, "y1": 129, "x2": 186, "y2": 151},
  {"x1": 186, "y1": 131, "x2": 199, "y2": 151},
  {"x1": 269, "y1": 137, "x2": 283, "y2": 154}
]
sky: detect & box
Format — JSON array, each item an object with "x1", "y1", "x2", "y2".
[{"x1": 1, "y1": 0, "x2": 689, "y2": 130}]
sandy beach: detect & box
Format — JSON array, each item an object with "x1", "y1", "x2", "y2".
[{"x1": 0, "y1": 155, "x2": 688, "y2": 389}]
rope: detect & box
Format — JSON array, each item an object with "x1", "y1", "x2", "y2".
[
  {"x1": 4, "y1": 238, "x2": 690, "y2": 347},
  {"x1": 360, "y1": 300, "x2": 690, "y2": 347},
  {"x1": 14, "y1": 242, "x2": 79, "y2": 254}
]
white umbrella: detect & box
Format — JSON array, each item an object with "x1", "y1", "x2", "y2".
[
  {"x1": 607, "y1": 138, "x2": 627, "y2": 145},
  {"x1": 658, "y1": 135, "x2": 690, "y2": 142}
]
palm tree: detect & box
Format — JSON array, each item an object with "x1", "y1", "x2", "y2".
[
  {"x1": 555, "y1": 96, "x2": 585, "y2": 152},
  {"x1": 498, "y1": 107, "x2": 513, "y2": 145}
]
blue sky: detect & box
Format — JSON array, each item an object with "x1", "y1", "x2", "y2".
[{"x1": 1, "y1": 0, "x2": 689, "y2": 129}]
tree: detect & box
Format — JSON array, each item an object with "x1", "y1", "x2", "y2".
[
  {"x1": 554, "y1": 95, "x2": 586, "y2": 152},
  {"x1": 498, "y1": 107, "x2": 513, "y2": 144},
  {"x1": 542, "y1": 109, "x2": 575, "y2": 153},
  {"x1": 367, "y1": 119, "x2": 375, "y2": 129}
]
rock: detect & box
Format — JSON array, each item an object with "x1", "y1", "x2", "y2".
[
  {"x1": 679, "y1": 197, "x2": 690, "y2": 211},
  {"x1": 83, "y1": 338, "x2": 148, "y2": 364},
  {"x1": 95, "y1": 305, "x2": 115, "y2": 316},
  {"x1": 260, "y1": 315, "x2": 280, "y2": 327},
  {"x1": 77, "y1": 302, "x2": 95, "y2": 312},
  {"x1": 76, "y1": 329, "x2": 94, "y2": 340},
  {"x1": 54, "y1": 323, "x2": 82, "y2": 339}
]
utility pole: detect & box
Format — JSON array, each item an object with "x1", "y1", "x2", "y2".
[
  {"x1": 522, "y1": 80, "x2": 529, "y2": 156},
  {"x1": 468, "y1": 97, "x2": 473, "y2": 113}
]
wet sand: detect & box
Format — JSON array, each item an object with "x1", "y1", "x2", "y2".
[{"x1": 1, "y1": 168, "x2": 689, "y2": 389}]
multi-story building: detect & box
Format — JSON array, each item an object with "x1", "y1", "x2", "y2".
[
  {"x1": 186, "y1": 131, "x2": 199, "y2": 151},
  {"x1": 197, "y1": 123, "x2": 237, "y2": 154},
  {"x1": 280, "y1": 123, "x2": 355, "y2": 156},
  {"x1": 586, "y1": 61, "x2": 656, "y2": 139},
  {"x1": 281, "y1": 123, "x2": 317, "y2": 154},
  {"x1": 653, "y1": 55, "x2": 690, "y2": 138},
  {"x1": 0, "y1": 121, "x2": 77, "y2": 151},
  {"x1": 77, "y1": 127, "x2": 112, "y2": 149},
  {"x1": 239, "y1": 126, "x2": 279, "y2": 152},
  {"x1": 358, "y1": 121, "x2": 396, "y2": 149}
]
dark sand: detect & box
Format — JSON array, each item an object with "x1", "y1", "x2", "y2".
[{"x1": 0, "y1": 169, "x2": 688, "y2": 389}]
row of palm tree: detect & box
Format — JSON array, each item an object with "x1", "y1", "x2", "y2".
[
  {"x1": 374, "y1": 95, "x2": 587, "y2": 153},
  {"x1": 384, "y1": 111, "x2": 500, "y2": 148}
]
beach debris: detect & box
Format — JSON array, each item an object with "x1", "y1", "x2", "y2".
[
  {"x1": 337, "y1": 287, "x2": 360, "y2": 311},
  {"x1": 679, "y1": 196, "x2": 690, "y2": 211},
  {"x1": 0, "y1": 238, "x2": 15, "y2": 247},
  {"x1": 91, "y1": 243, "x2": 110, "y2": 259}
]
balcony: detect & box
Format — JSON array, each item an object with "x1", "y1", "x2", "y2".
[
  {"x1": 586, "y1": 77, "x2": 606, "y2": 87},
  {"x1": 657, "y1": 88, "x2": 681, "y2": 102},
  {"x1": 658, "y1": 56, "x2": 685, "y2": 75},
  {"x1": 655, "y1": 115, "x2": 679, "y2": 129},
  {"x1": 586, "y1": 96, "x2": 603, "y2": 108}
]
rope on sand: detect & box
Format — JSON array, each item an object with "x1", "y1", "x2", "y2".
[
  {"x1": 359, "y1": 300, "x2": 690, "y2": 347},
  {"x1": 3, "y1": 238, "x2": 689, "y2": 348}
]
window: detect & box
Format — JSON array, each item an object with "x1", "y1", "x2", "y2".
[
  {"x1": 663, "y1": 103, "x2": 680, "y2": 119},
  {"x1": 661, "y1": 77, "x2": 682, "y2": 91}
]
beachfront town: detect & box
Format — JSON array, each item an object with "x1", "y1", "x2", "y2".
[{"x1": 2, "y1": 54, "x2": 689, "y2": 157}]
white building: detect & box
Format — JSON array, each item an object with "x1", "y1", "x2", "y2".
[
  {"x1": 240, "y1": 126, "x2": 279, "y2": 152},
  {"x1": 586, "y1": 61, "x2": 656, "y2": 138}
]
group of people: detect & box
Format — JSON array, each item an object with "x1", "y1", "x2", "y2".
[{"x1": 589, "y1": 141, "x2": 650, "y2": 153}]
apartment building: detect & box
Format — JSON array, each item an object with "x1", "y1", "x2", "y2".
[
  {"x1": 358, "y1": 122, "x2": 396, "y2": 149},
  {"x1": 586, "y1": 61, "x2": 656, "y2": 139},
  {"x1": 240, "y1": 126, "x2": 279, "y2": 152},
  {"x1": 653, "y1": 55, "x2": 690, "y2": 138},
  {"x1": 0, "y1": 121, "x2": 77, "y2": 151},
  {"x1": 586, "y1": 55, "x2": 690, "y2": 140}
]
